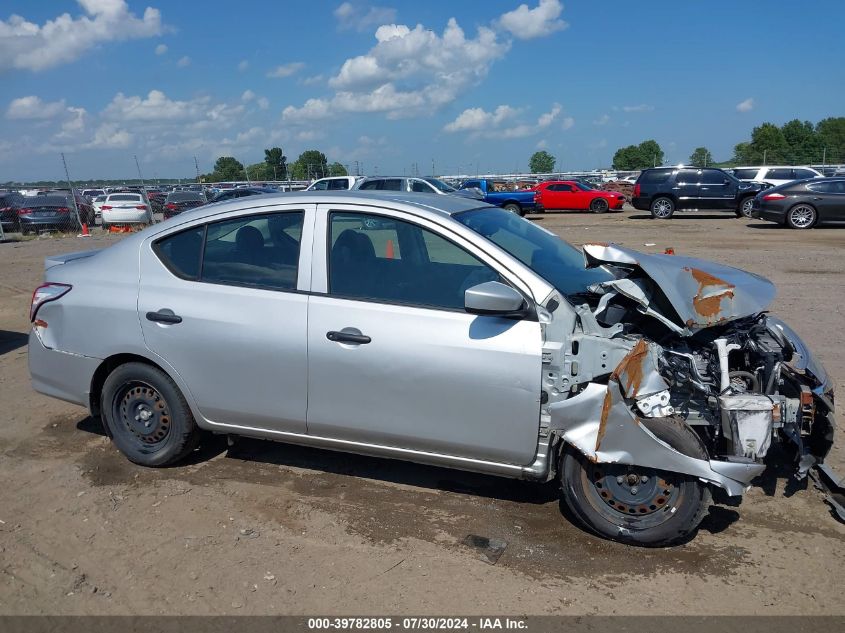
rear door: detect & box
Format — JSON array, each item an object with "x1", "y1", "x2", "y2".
[
  {"x1": 809, "y1": 180, "x2": 845, "y2": 221},
  {"x1": 138, "y1": 205, "x2": 315, "y2": 433},
  {"x1": 305, "y1": 204, "x2": 542, "y2": 464},
  {"x1": 674, "y1": 169, "x2": 701, "y2": 208}
]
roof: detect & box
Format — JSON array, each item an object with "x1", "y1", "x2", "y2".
[{"x1": 160, "y1": 191, "x2": 493, "y2": 227}]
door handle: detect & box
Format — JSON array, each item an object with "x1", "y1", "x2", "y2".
[
  {"x1": 146, "y1": 309, "x2": 182, "y2": 324},
  {"x1": 326, "y1": 330, "x2": 371, "y2": 344}
]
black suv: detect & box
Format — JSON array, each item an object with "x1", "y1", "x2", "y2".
[
  {"x1": 0, "y1": 191, "x2": 25, "y2": 233},
  {"x1": 632, "y1": 167, "x2": 768, "y2": 219}
]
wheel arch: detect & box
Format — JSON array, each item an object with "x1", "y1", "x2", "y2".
[
  {"x1": 501, "y1": 199, "x2": 523, "y2": 210},
  {"x1": 89, "y1": 353, "x2": 176, "y2": 428}
]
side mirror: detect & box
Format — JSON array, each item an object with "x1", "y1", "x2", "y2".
[{"x1": 465, "y1": 281, "x2": 528, "y2": 317}]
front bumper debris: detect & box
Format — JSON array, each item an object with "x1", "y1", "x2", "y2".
[{"x1": 811, "y1": 463, "x2": 845, "y2": 523}]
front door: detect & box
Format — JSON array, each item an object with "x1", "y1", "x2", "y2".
[
  {"x1": 138, "y1": 206, "x2": 314, "y2": 433},
  {"x1": 699, "y1": 169, "x2": 735, "y2": 209},
  {"x1": 306, "y1": 207, "x2": 543, "y2": 465}
]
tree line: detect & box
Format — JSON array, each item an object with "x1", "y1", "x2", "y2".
[
  {"x1": 611, "y1": 117, "x2": 845, "y2": 171},
  {"x1": 202, "y1": 148, "x2": 349, "y2": 182}
]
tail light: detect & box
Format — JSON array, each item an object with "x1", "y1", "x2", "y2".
[
  {"x1": 56, "y1": 207, "x2": 69, "y2": 213},
  {"x1": 135, "y1": 205, "x2": 147, "y2": 210},
  {"x1": 763, "y1": 192, "x2": 786, "y2": 201},
  {"x1": 101, "y1": 205, "x2": 112, "y2": 210},
  {"x1": 18, "y1": 208, "x2": 32, "y2": 215},
  {"x1": 534, "y1": 192, "x2": 541, "y2": 202},
  {"x1": 30, "y1": 283, "x2": 72, "y2": 321},
  {"x1": 165, "y1": 203, "x2": 178, "y2": 210},
  {"x1": 633, "y1": 184, "x2": 641, "y2": 197}
]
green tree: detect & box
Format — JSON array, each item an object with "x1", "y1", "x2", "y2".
[
  {"x1": 688, "y1": 147, "x2": 713, "y2": 167},
  {"x1": 781, "y1": 119, "x2": 820, "y2": 164},
  {"x1": 246, "y1": 162, "x2": 274, "y2": 181},
  {"x1": 612, "y1": 140, "x2": 664, "y2": 170},
  {"x1": 205, "y1": 156, "x2": 246, "y2": 182},
  {"x1": 732, "y1": 141, "x2": 752, "y2": 164},
  {"x1": 328, "y1": 162, "x2": 348, "y2": 176},
  {"x1": 748, "y1": 122, "x2": 789, "y2": 164},
  {"x1": 291, "y1": 150, "x2": 328, "y2": 180},
  {"x1": 264, "y1": 147, "x2": 287, "y2": 180},
  {"x1": 528, "y1": 150, "x2": 556, "y2": 173},
  {"x1": 816, "y1": 117, "x2": 845, "y2": 164}
]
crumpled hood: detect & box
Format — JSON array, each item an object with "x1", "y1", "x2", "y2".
[{"x1": 582, "y1": 243, "x2": 776, "y2": 335}]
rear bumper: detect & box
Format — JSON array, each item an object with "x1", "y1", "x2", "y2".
[
  {"x1": 631, "y1": 197, "x2": 650, "y2": 210},
  {"x1": 101, "y1": 209, "x2": 150, "y2": 224},
  {"x1": 29, "y1": 329, "x2": 101, "y2": 409},
  {"x1": 20, "y1": 217, "x2": 79, "y2": 232}
]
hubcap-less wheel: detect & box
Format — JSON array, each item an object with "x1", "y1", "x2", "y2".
[
  {"x1": 651, "y1": 198, "x2": 673, "y2": 218},
  {"x1": 114, "y1": 381, "x2": 171, "y2": 447},
  {"x1": 788, "y1": 204, "x2": 816, "y2": 229},
  {"x1": 583, "y1": 463, "x2": 682, "y2": 529}
]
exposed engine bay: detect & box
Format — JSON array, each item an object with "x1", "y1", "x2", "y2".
[{"x1": 540, "y1": 243, "x2": 836, "y2": 500}]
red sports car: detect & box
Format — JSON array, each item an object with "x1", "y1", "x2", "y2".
[{"x1": 534, "y1": 180, "x2": 625, "y2": 213}]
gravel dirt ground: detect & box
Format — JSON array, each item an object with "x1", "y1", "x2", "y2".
[{"x1": 1, "y1": 210, "x2": 844, "y2": 615}]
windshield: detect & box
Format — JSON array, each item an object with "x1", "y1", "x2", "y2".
[
  {"x1": 423, "y1": 178, "x2": 456, "y2": 193},
  {"x1": 575, "y1": 181, "x2": 594, "y2": 191},
  {"x1": 454, "y1": 208, "x2": 613, "y2": 296}
]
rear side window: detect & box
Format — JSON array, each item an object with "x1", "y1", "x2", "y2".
[
  {"x1": 382, "y1": 179, "x2": 403, "y2": 191},
  {"x1": 637, "y1": 170, "x2": 672, "y2": 184},
  {"x1": 765, "y1": 168, "x2": 793, "y2": 180},
  {"x1": 793, "y1": 169, "x2": 818, "y2": 179},
  {"x1": 808, "y1": 181, "x2": 845, "y2": 194},
  {"x1": 700, "y1": 170, "x2": 726, "y2": 184},
  {"x1": 328, "y1": 179, "x2": 349, "y2": 190},
  {"x1": 153, "y1": 211, "x2": 304, "y2": 290},
  {"x1": 677, "y1": 170, "x2": 700, "y2": 184},
  {"x1": 358, "y1": 180, "x2": 381, "y2": 190}
]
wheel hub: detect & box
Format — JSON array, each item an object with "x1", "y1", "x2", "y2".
[
  {"x1": 590, "y1": 464, "x2": 675, "y2": 516},
  {"x1": 118, "y1": 383, "x2": 170, "y2": 444}
]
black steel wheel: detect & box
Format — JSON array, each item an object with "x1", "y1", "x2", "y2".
[
  {"x1": 560, "y1": 417, "x2": 711, "y2": 546},
  {"x1": 101, "y1": 362, "x2": 200, "y2": 466}
]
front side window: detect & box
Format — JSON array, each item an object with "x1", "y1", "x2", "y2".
[
  {"x1": 311, "y1": 180, "x2": 329, "y2": 190},
  {"x1": 154, "y1": 211, "x2": 304, "y2": 290},
  {"x1": 793, "y1": 169, "x2": 818, "y2": 180},
  {"x1": 411, "y1": 180, "x2": 434, "y2": 193},
  {"x1": 328, "y1": 179, "x2": 349, "y2": 190},
  {"x1": 328, "y1": 212, "x2": 499, "y2": 310},
  {"x1": 358, "y1": 180, "x2": 381, "y2": 190}
]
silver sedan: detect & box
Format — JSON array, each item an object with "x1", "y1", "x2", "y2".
[{"x1": 29, "y1": 191, "x2": 836, "y2": 546}]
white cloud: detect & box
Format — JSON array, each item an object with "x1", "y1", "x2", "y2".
[
  {"x1": 621, "y1": 104, "x2": 653, "y2": 112},
  {"x1": 56, "y1": 107, "x2": 87, "y2": 138},
  {"x1": 238, "y1": 60, "x2": 249, "y2": 72},
  {"x1": 334, "y1": 2, "x2": 397, "y2": 32},
  {"x1": 86, "y1": 123, "x2": 133, "y2": 149},
  {"x1": 6, "y1": 96, "x2": 66, "y2": 119},
  {"x1": 286, "y1": 17, "x2": 509, "y2": 122},
  {"x1": 154, "y1": 43, "x2": 167, "y2": 55},
  {"x1": 736, "y1": 97, "x2": 754, "y2": 112},
  {"x1": 176, "y1": 55, "x2": 191, "y2": 67},
  {"x1": 444, "y1": 102, "x2": 561, "y2": 139},
  {"x1": 241, "y1": 90, "x2": 256, "y2": 102},
  {"x1": 535, "y1": 139, "x2": 548, "y2": 149},
  {"x1": 257, "y1": 97, "x2": 269, "y2": 110},
  {"x1": 498, "y1": 0, "x2": 567, "y2": 40},
  {"x1": 593, "y1": 114, "x2": 610, "y2": 125},
  {"x1": 561, "y1": 116, "x2": 574, "y2": 130},
  {"x1": 267, "y1": 62, "x2": 305, "y2": 78},
  {"x1": 302, "y1": 74, "x2": 324, "y2": 86},
  {"x1": 443, "y1": 105, "x2": 518, "y2": 132},
  {"x1": 0, "y1": 0, "x2": 163, "y2": 72}
]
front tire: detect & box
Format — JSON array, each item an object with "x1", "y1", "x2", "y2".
[
  {"x1": 503, "y1": 202, "x2": 524, "y2": 217},
  {"x1": 590, "y1": 198, "x2": 609, "y2": 214},
  {"x1": 785, "y1": 203, "x2": 817, "y2": 229},
  {"x1": 560, "y1": 417, "x2": 710, "y2": 546},
  {"x1": 650, "y1": 196, "x2": 675, "y2": 219},
  {"x1": 736, "y1": 196, "x2": 754, "y2": 218},
  {"x1": 101, "y1": 362, "x2": 200, "y2": 467}
]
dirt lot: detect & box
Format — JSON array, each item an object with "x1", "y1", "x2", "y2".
[{"x1": 1, "y1": 211, "x2": 844, "y2": 615}]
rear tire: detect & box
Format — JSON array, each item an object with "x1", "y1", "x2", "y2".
[
  {"x1": 650, "y1": 196, "x2": 675, "y2": 219},
  {"x1": 503, "y1": 202, "x2": 524, "y2": 217},
  {"x1": 560, "y1": 417, "x2": 711, "y2": 546},
  {"x1": 785, "y1": 203, "x2": 817, "y2": 229},
  {"x1": 101, "y1": 362, "x2": 200, "y2": 467},
  {"x1": 590, "y1": 198, "x2": 609, "y2": 214}
]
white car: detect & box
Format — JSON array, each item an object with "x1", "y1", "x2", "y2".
[
  {"x1": 729, "y1": 166, "x2": 823, "y2": 187},
  {"x1": 100, "y1": 192, "x2": 153, "y2": 229},
  {"x1": 92, "y1": 195, "x2": 108, "y2": 222},
  {"x1": 305, "y1": 176, "x2": 362, "y2": 191}
]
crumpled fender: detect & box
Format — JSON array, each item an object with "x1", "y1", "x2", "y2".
[{"x1": 549, "y1": 340, "x2": 765, "y2": 496}]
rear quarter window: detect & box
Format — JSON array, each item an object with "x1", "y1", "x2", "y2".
[{"x1": 637, "y1": 170, "x2": 672, "y2": 185}]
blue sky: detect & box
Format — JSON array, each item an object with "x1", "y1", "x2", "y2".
[{"x1": 1, "y1": 0, "x2": 843, "y2": 181}]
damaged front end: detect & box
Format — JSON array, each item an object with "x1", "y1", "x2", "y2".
[{"x1": 539, "y1": 243, "x2": 836, "y2": 507}]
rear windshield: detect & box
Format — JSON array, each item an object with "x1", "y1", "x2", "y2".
[
  {"x1": 168, "y1": 192, "x2": 204, "y2": 202},
  {"x1": 108, "y1": 194, "x2": 142, "y2": 201},
  {"x1": 31, "y1": 196, "x2": 69, "y2": 206},
  {"x1": 637, "y1": 169, "x2": 672, "y2": 184}
]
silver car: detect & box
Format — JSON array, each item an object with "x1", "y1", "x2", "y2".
[{"x1": 29, "y1": 192, "x2": 836, "y2": 546}]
